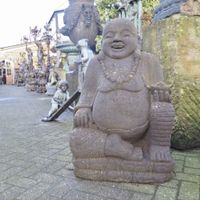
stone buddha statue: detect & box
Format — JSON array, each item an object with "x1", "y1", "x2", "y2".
[{"x1": 70, "y1": 18, "x2": 175, "y2": 183}]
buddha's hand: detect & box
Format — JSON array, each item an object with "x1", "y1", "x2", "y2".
[
  {"x1": 74, "y1": 108, "x2": 93, "y2": 128},
  {"x1": 151, "y1": 82, "x2": 171, "y2": 102}
]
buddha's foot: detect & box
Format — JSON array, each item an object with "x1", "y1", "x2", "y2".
[
  {"x1": 150, "y1": 145, "x2": 172, "y2": 162},
  {"x1": 105, "y1": 134, "x2": 143, "y2": 161}
]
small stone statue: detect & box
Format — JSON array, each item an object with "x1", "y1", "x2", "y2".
[
  {"x1": 46, "y1": 70, "x2": 60, "y2": 96},
  {"x1": 26, "y1": 47, "x2": 33, "y2": 71},
  {"x1": 70, "y1": 18, "x2": 175, "y2": 183},
  {"x1": 36, "y1": 70, "x2": 47, "y2": 93},
  {"x1": 36, "y1": 41, "x2": 44, "y2": 67},
  {"x1": 42, "y1": 80, "x2": 70, "y2": 121},
  {"x1": 60, "y1": 0, "x2": 102, "y2": 51},
  {"x1": 16, "y1": 67, "x2": 25, "y2": 87},
  {"x1": 76, "y1": 38, "x2": 94, "y2": 90},
  {"x1": 26, "y1": 71, "x2": 37, "y2": 91}
]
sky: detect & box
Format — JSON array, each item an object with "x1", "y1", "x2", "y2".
[{"x1": 0, "y1": 0, "x2": 69, "y2": 48}]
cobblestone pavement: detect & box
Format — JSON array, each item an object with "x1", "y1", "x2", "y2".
[{"x1": 0, "y1": 85, "x2": 199, "y2": 200}]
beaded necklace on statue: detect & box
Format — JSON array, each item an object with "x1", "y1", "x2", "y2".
[{"x1": 99, "y1": 52, "x2": 141, "y2": 84}]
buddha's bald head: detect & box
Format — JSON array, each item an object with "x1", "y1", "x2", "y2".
[{"x1": 103, "y1": 18, "x2": 137, "y2": 38}]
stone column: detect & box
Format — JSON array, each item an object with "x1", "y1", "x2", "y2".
[{"x1": 56, "y1": 42, "x2": 79, "y2": 96}]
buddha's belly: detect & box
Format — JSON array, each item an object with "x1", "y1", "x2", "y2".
[{"x1": 92, "y1": 89, "x2": 150, "y2": 139}]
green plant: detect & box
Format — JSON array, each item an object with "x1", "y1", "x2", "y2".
[
  {"x1": 96, "y1": 0, "x2": 119, "y2": 22},
  {"x1": 143, "y1": 0, "x2": 159, "y2": 13}
]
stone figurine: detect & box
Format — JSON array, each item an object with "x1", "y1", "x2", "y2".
[
  {"x1": 36, "y1": 70, "x2": 47, "y2": 93},
  {"x1": 16, "y1": 66, "x2": 25, "y2": 87},
  {"x1": 46, "y1": 70, "x2": 60, "y2": 96},
  {"x1": 70, "y1": 18, "x2": 175, "y2": 183},
  {"x1": 76, "y1": 38, "x2": 94, "y2": 90},
  {"x1": 60, "y1": 0, "x2": 102, "y2": 51},
  {"x1": 42, "y1": 80, "x2": 70, "y2": 121},
  {"x1": 36, "y1": 41, "x2": 44, "y2": 67},
  {"x1": 26, "y1": 47, "x2": 33, "y2": 71},
  {"x1": 25, "y1": 71, "x2": 37, "y2": 91}
]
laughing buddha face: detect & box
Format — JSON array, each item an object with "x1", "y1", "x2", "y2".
[{"x1": 102, "y1": 19, "x2": 138, "y2": 59}]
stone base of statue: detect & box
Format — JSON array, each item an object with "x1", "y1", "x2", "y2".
[
  {"x1": 16, "y1": 73, "x2": 25, "y2": 87},
  {"x1": 36, "y1": 71, "x2": 47, "y2": 93},
  {"x1": 37, "y1": 83, "x2": 47, "y2": 93},
  {"x1": 26, "y1": 82, "x2": 37, "y2": 92},
  {"x1": 17, "y1": 81, "x2": 25, "y2": 87},
  {"x1": 25, "y1": 71, "x2": 37, "y2": 92},
  {"x1": 73, "y1": 158, "x2": 174, "y2": 183}
]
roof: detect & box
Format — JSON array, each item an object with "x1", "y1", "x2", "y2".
[{"x1": 48, "y1": 9, "x2": 65, "y2": 25}]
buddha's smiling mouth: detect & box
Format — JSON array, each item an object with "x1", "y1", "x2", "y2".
[{"x1": 111, "y1": 42, "x2": 125, "y2": 49}]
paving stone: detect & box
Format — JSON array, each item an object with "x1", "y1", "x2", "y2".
[
  {"x1": 175, "y1": 173, "x2": 200, "y2": 183},
  {"x1": 55, "y1": 168, "x2": 75, "y2": 179},
  {"x1": 47, "y1": 144, "x2": 68, "y2": 150},
  {"x1": 172, "y1": 151, "x2": 199, "y2": 158},
  {"x1": 160, "y1": 179, "x2": 179, "y2": 189},
  {"x1": 0, "y1": 183, "x2": 12, "y2": 193},
  {"x1": 5, "y1": 176, "x2": 37, "y2": 189},
  {"x1": 172, "y1": 153, "x2": 185, "y2": 161},
  {"x1": 71, "y1": 179, "x2": 133, "y2": 200},
  {"x1": 119, "y1": 183, "x2": 156, "y2": 194},
  {"x1": 0, "y1": 167, "x2": 24, "y2": 181},
  {"x1": 0, "y1": 163, "x2": 12, "y2": 172},
  {"x1": 17, "y1": 166, "x2": 41, "y2": 178},
  {"x1": 31, "y1": 157, "x2": 54, "y2": 168},
  {"x1": 0, "y1": 186, "x2": 25, "y2": 200},
  {"x1": 10, "y1": 153, "x2": 37, "y2": 162},
  {"x1": 46, "y1": 181, "x2": 73, "y2": 198},
  {"x1": 154, "y1": 186, "x2": 177, "y2": 200},
  {"x1": 37, "y1": 193, "x2": 64, "y2": 200},
  {"x1": 16, "y1": 182, "x2": 51, "y2": 200},
  {"x1": 53, "y1": 154, "x2": 71, "y2": 162},
  {"x1": 185, "y1": 157, "x2": 200, "y2": 169},
  {"x1": 41, "y1": 160, "x2": 66, "y2": 174},
  {"x1": 8, "y1": 159, "x2": 34, "y2": 168},
  {"x1": 0, "y1": 153, "x2": 21, "y2": 163},
  {"x1": 178, "y1": 181, "x2": 199, "y2": 200},
  {"x1": 130, "y1": 192, "x2": 153, "y2": 200},
  {"x1": 57, "y1": 148, "x2": 72, "y2": 156},
  {"x1": 184, "y1": 167, "x2": 200, "y2": 176},
  {"x1": 174, "y1": 160, "x2": 184, "y2": 173},
  {"x1": 31, "y1": 172, "x2": 62, "y2": 184},
  {"x1": 63, "y1": 190, "x2": 114, "y2": 200}
]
